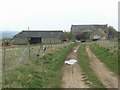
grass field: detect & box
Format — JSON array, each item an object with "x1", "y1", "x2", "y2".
[
  {"x1": 77, "y1": 44, "x2": 105, "y2": 88},
  {"x1": 3, "y1": 43, "x2": 68, "y2": 70},
  {"x1": 97, "y1": 40, "x2": 118, "y2": 54},
  {"x1": 3, "y1": 43, "x2": 75, "y2": 88},
  {"x1": 90, "y1": 43, "x2": 118, "y2": 75}
]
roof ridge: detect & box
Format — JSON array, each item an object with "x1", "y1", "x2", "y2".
[
  {"x1": 72, "y1": 24, "x2": 107, "y2": 26},
  {"x1": 22, "y1": 30, "x2": 63, "y2": 32}
]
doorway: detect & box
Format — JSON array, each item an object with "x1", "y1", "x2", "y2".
[{"x1": 30, "y1": 37, "x2": 42, "y2": 44}]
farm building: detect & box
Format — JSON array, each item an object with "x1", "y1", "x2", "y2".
[
  {"x1": 71, "y1": 24, "x2": 108, "y2": 41},
  {"x1": 71, "y1": 24, "x2": 107, "y2": 32},
  {"x1": 13, "y1": 30, "x2": 63, "y2": 45}
]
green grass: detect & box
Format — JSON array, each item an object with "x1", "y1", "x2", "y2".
[
  {"x1": 90, "y1": 43, "x2": 118, "y2": 75},
  {"x1": 77, "y1": 44, "x2": 105, "y2": 88},
  {"x1": 3, "y1": 44, "x2": 62, "y2": 69},
  {"x1": 3, "y1": 43, "x2": 75, "y2": 88}
]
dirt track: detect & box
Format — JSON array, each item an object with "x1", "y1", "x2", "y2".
[
  {"x1": 86, "y1": 46, "x2": 118, "y2": 88},
  {"x1": 62, "y1": 45, "x2": 89, "y2": 88}
]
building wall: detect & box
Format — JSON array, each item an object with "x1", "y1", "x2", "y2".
[
  {"x1": 13, "y1": 37, "x2": 62, "y2": 45},
  {"x1": 71, "y1": 25, "x2": 107, "y2": 40},
  {"x1": 42, "y1": 38, "x2": 62, "y2": 44},
  {"x1": 13, "y1": 37, "x2": 29, "y2": 45},
  {"x1": 90, "y1": 29, "x2": 107, "y2": 40}
]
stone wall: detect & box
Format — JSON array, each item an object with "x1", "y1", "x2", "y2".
[
  {"x1": 13, "y1": 37, "x2": 62, "y2": 45},
  {"x1": 13, "y1": 37, "x2": 29, "y2": 45},
  {"x1": 42, "y1": 38, "x2": 62, "y2": 44}
]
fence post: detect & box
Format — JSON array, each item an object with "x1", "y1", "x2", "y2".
[
  {"x1": 3, "y1": 48, "x2": 5, "y2": 71},
  {"x1": 2, "y1": 48, "x2": 5, "y2": 88},
  {"x1": 29, "y1": 44, "x2": 30, "y2": 61}
]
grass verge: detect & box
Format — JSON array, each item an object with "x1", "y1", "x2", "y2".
[
  {"x1": 90, "y1": 43, "x2": 118, "y2": 75},
  {"x1": 3, "y1": 43, "x2": 75, "y2": 88},
  {"x1": 77, "y1": 44, "x2": 105, "y2": 88}
]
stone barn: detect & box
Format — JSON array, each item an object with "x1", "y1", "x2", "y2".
[
  {"x1": 71, "y1": 24, "x2": 108, "y2": 41},
  {"x1": 13, "y1": 30, "x2": 63, "y2": 45}
]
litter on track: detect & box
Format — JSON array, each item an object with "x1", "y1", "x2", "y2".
[{"x1": 64, "y1": 59, "x2": 77, "y2": 65}]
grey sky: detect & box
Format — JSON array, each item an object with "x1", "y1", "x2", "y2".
[{"x1": 0, "y1": 0, "x2": 119, "y2": 32}]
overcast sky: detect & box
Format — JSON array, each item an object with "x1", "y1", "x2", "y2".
[{"x1": 0, "y1": 0, "x2": 119, "y2": 32}]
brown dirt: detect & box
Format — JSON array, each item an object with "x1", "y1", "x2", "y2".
[
  {"x1": 86, "y1": 46, "x2": 118, "y2": 88},
  {"x1": 62, "y1": 45, "x2": 89, "y2": 88}
]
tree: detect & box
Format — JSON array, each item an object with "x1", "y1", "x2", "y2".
[
  {"x1": 63, "y1": 31, "x2": 74, "y2": 41},
  {"x1": 105, "y1": 26, "x2": 117, "y2": 39}
]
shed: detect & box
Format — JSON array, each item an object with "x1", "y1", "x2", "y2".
[{"x1": 13, "y1": 30, "x2": 63, "y2": 44}]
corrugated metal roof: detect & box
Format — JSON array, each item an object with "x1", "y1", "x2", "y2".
[
  {"x1": 71, "y1": 24, "x2": 107, "y2": 31},
  {"x1": 14, "y1": 30, "x2": 63, "y2": 38}
]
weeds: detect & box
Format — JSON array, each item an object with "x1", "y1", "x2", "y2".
[
  {"x1": 3, "y1": 43, "x2": 75, "y2": 88},
  {"x1": 90, "y1": 43, "x2": 118, "y2": 75}
]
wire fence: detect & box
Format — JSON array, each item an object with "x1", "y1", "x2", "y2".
[{"x1": 2, "y1": 43, "x2": 69, "y2": 71}]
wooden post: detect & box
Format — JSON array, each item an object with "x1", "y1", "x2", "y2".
[
  {"x1": 29, "y1": 44, "x2": 30, "y2": 60},
  {"x1": 27, "y1": 27, "x2": 30, "y2": 60},
  {"x1": 3, "y1": 48, "x2": 5, "y2": 71},
  {"x1": 28, "y1": 37, "x2": 30, "y2": 61},
  {"x1": 72, "y1": 65, "x2": 73, "y2": 73},
  {"x1": 2, "y1": 48, "x2": 5, "y2": 88}
]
